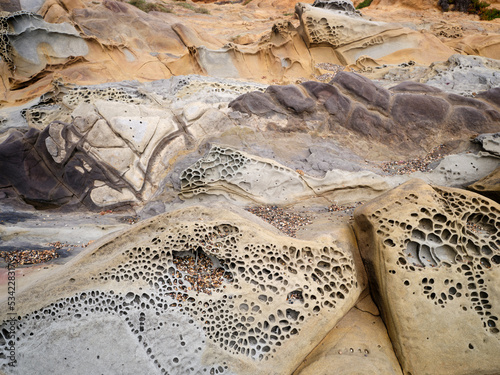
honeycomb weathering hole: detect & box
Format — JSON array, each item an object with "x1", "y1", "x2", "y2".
[
  {"x1": 375, "y1": 186, "x2": 500, "y2": 339},
  {"x1": 172, "y1": 247, "x2": 233, "y2": 295}
]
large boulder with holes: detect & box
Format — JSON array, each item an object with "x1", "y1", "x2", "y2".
[
  {"x1": 0, "y1": 205, "x2": 366, "y2": 374},
  {"x1": 353, "y1": 179, "x2": 500, "y2": 375}
]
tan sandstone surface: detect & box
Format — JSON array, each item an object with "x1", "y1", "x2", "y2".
[{"x1": 0, "y1": 0, "x2": 499, "y2": 374}]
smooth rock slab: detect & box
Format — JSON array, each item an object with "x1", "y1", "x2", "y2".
[{"x1": 354, "y1": 179, "x2": 500, "y2": 375}]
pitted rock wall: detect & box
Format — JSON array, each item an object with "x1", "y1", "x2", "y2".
[{"x1": 353, "y1": 179, "x2": 500, "y2": 375}]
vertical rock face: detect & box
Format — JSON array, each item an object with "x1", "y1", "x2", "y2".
[{"x1": 354, "y1": 179, "x2": 500, "y2": 375}]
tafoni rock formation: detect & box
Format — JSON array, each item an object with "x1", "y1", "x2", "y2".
[{"x1": 0, "y1": 0, "x2": 499, "y2": 374}]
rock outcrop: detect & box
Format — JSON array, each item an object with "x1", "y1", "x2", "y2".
[
  {"x1": 179, "y1": 144, "x2": 394, "y2": 205},
  {"x1": 0, "y1": 205, "x2": 365, "y2": 374},
  {"x1": 295, "y1": 1, "x2": 454, "y2": 66},
  {"x1": 1, "y1": 73, "x2": 498, "y2": 209},
  {"x1": 0, "y1": 76, "x2": 265, "y2": 208},
  {"x1": 229, "y1": 71, "x2": 500, "y2": 158},
  {"x1": 354, "y1": 179, "x2": 500, "y2": 375}
]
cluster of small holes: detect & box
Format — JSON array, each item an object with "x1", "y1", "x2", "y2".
[
  {"x1": 0, "y1": 289, "x2": 227, "y2": 374},
  {"x1": 312, "y1": 0, "x2": 360, "y2": 15},
  {"x1": 304, "y1": 17, "x2": 346, "y2": 47},
  {"x1": 61, "y1": 87, "x2": 143, "y2": 108},
  {"x1": 181, "y1": 146, "x2": 250, "y2": 194},
  {"x1": 172, "y1": 77, "x2": 266, "y2": 102},
  {"x1": 0, "y1": 218, "x2": 357, "y2": 369},
  {"x1": 373, "y1": 188, "x2": 500, "y2": 336},
  {"x1": 180, "y1": 146, "x2": 300, "y2": 200},
  {"x1": 24, "y1": 86, "x2": 144, "y2": 129},
  {"x1": 93, "y1": 220, "x2": 357, "y2": 360}
]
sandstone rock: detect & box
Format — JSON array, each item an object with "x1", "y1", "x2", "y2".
[
  {"x1": 293, "y1": 292, "x2": 403, "y2": 375},
  {"x1": 475, "y1": 133, "x2": 500, "y2": 157},
  {"x1": 180, "y1": 145, "x2": 396, "y2": 205},
  {"x1": 332, "y1": 71, "x2": 391, "y2": 113},
  {"x1": 295, "y1": 2, "x2": 454, "y2": 65},
  {"x1": 354, "y1": 179, "x2": 500, "y2": 375},
  {"x1": 0, "y1": 12, "x2": 88, "y2": 77},
  {"x1": 229, "y1": 73, "x2": 500, "y2": 158},
  {"x1": 469, "y1": 167, "x2": 500, "y2": 203},
  {"x1": 423, "y1": 54, "x2": 500, "y2": 96},
  {"x1": 312, "y1": 0, "x2": 361, "y2": 16},
  {"x1": 0, "y1": 205, "x2": 365, "y2": 374},
  {"x1": 417, "y1": 152, "x2": 500, "y2": 188}
]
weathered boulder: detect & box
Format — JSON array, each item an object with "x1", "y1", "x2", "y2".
[
  {"x1": 0, "y1": 205, "x2": 365, "y2": 374},
  {"x1": 0, "y1": 12, "x2": 88, "y2": 77},
  {"x1": 354, "y1": 179, "x2": 500, "y2": 375},
  {"x1": 423, "y1": 55, "x2": 500, "y2": 96},
  {"x1": 469, "y1": 167, "x2": 500, "y2": 203},
  {"x1": 295, "y1": 1, "x2": 454, "y2": 65},
  {"x1": 293, "y1": 292, "x2": 403, "y2": 375}
]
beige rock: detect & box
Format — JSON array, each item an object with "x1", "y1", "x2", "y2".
[
  {"x1": 89, "y1": 147, "x2": 136, "y2": 175},
  {"x1": 0, "y1": 206, "x2": 365, "y2": 374},
  {"x1": 85, "y1": 119, "x2": 126, "y2": 148},
  {"x1": 447, "y1": 35, "x2": 500, "y2": 60},
  {"x1": 294, "y1": 292, "x2": 403, "y2": 375},
  {"x1": 183, "y1": 101, "x2": 210, "y2": 122},
  {"x1": 469, "y1": 166, "x2": 500, "y2": 202},
  {"x1": 90, "y1": 185, "x2": 137, "y2": 206},
  {"x1": 296, "y1": 2, "x2": 455, "y2": 65},
  {"x1": 122, "y1": 160, "x2": 146, "y2": 191},
  {"x1": 354, "y1": 179, "x2": 500, "y2": 375},
  {"x1": 109, "y1": 115, "x2": 159, "y2": 153},
  {"x1": 180, "y1": 145, "x2": 400, "y2": 205}
]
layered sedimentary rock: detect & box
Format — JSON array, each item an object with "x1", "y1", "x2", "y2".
[
  {"x1": 0, "y1": 76, "x2": 266, "y2": 208},
  {"x1": 0, "y1": 11, "x2": 88, "y2": 78},
  {"x1": 1, "y1": 72, "x2": 499, "y2": 209},
  {"x1": 229, "y1": 71, "x2": 500, "y2": 158},
  {"x1": 354, "y1": 179, "x2": 500, "y2": 375},
  {"x1": 179, "y1": 145, "x2": 393, "y2": 205},
  {"x1": 0, "y1": 205, "x2": 365, "y2": 374},
  {"x1": 295, "y1": 1, "x2": 455, "y2": 65}
]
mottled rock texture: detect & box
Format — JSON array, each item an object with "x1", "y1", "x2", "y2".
[
  {"x1": 354, "y1": 179, "x2": 500, "y2": 375},
  {"x1": 230, "y1": 72, "x2": 500, "y2": 157},
  {"x1": 0, "y1": 205, "x2": 365, "y2": 374}
]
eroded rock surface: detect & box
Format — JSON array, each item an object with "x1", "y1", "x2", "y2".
[
  {"x1": 354, "y1": 179, "x2": 500, "y2": 375},
  {"x1": 0, "y1": 11, "x2": 88, "y2": 77},
  {"x1": 229, "y1": 72, "x2": 500, "y2": 158},
  {"x1": 295, "y1": 1, "x2": 454, "y2": 66},
  {"x1": 0, "y1": 205, "x2": 365, "y2": 374},
  {"x1": 293, "y1": 291, "x2": 403, "y2": 375},
  {"x1": 0, "y1": 76, "x2": 265, "y2": 208}
]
